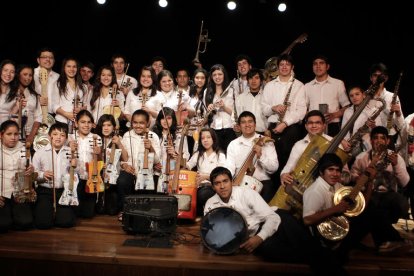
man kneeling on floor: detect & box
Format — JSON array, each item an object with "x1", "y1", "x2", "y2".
[{"x1": 204, "y1": 166, "x2": 346, "y2": 275}]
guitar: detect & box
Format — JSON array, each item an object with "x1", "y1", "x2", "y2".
[
  {"x1": 136, "y1": 131, "x2": 155, "y2": 190},
  {"x1": 232, "y1": 135, "x2": 274, "y2": 193},
  {"x1": 104, "y1": 130, "x2": 122, "y2": 185},
  {"x1": 34, "y1": 68, "x2": 55, "y2": 151},
  {"x1": 13, "y1": 141, "x2": 37, "y2": 203},
  {"x1": 264, "y1": 33, "x2": 308, "y2": 81},
  {"x1": 59, "y1": 147, "x2": 79, "y2": 206},
  {"x1": 85, "y1": 134, "x2": 104, "y2": 193},
  {"x1": 169, "y1": 120, "x2": 198, "y2": 220}
]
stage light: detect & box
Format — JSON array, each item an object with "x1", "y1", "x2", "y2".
[
  {"x1": 227, "y1": 1, "x2": 237, "y2": 10},
  {"x1": 278, "y1": 3, "x2": 287, "y2": 12},
  {"x1": 97, "y1": 0, "x2": 106, "y2": 4},
  {"x1": 159, "y1": 0, "x2": 168, "y2": 8}
]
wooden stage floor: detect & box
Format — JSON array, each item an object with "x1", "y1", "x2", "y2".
[{"x1": 1, "y1": 214, "x2": 414, "y2": 276}]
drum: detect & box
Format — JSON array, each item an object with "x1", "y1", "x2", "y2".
[{"x1": 200, "y1": 207, "x2": 248, "y2": 255}]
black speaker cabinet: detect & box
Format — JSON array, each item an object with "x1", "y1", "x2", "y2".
[{"x1": 122, "y1": 194, "x2": 178, "y2": 234}]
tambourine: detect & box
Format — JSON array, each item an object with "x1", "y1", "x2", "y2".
[{"x1": 200, "y1": 207, "x2": 248, "y2": 255}]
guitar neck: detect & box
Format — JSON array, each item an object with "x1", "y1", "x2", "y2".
[
  {"x1": 69, "y1": 166, "x2": 75, "y2": 191},
  {"x1": 108, "y1": 142, "x2": 116, "y2": 165},
  {"x1": 233, "y1": 150, "x2": 256, "y2": 186},
  {"x1": 41, "y1": 83, "x2": 48, "y2": 123},
  {"x1": 143, "y1": 133, "x2": 149, "y2": 169}
]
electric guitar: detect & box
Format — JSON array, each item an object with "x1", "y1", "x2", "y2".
[
  {"x1": 136, "y1": 131, "x2": 155, "y2": 190},
  {"x1": 59, "y1": 147, "x2": 79, "y2": 206},
  {"x1": 85, "y1": 135, "x2": 104, "y2": 193}
]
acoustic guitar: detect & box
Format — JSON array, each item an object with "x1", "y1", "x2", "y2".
[{"x1": 85, "y1": 135, "x2": 104, "y2": 193}]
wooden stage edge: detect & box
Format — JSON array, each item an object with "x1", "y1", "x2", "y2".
[{"x1": 1, "y1": 214, "x2": 414, "y2": 276}]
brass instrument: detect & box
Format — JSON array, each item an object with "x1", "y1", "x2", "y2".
[
  {"x1": 192, "y1": 20, "x2": 211, "y2": 65},
  {"x1": 348, "y1": 98, "x2": 386, "y2": 157},
  {"x1": 386, "y1": 71, "x2": 403, "y2": 136},
  {"x1": 263, "y1": 33, "x2": 307, "y2": 81},
  {"x1": 34, "y1": 68, "x2": 56, "y2": 151},
  {"x1": 269, "y1": 75, "x2": 385, "y2": 216},
  {"x1": 317, "y1": 145, "x2": 386, "y2": 241}
]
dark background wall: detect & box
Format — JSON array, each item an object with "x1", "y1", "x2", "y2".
[{"x1": 1, "y1": 0, "x2": 413, "y2": 114}]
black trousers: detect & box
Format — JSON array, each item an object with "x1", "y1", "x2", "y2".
[
  {"x1": 96, "y1": 184, "x2": 119, "y2": 216},
  {"x1": 255, "y1": 209, "x2": 346, "y2": 275},
  {"x1": 197, "y1": 184, "x2": 215, "y2": 216},
  {"x1": 75, "y1": 180, "x2": 98, "y2": 219},
  {"x1": 0, "y1": 197, "x2": 33, "y2": 232},
  {"x1": 34, "y1": 186, "x2": 76, "y2": 229}
]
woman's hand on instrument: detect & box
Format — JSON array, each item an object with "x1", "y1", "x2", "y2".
[
  {"x1": 154, "y1": 162, "x2": 162, "y2": 171},
  {"x1": 25, "y1": 164, "x2": 34, "y2": 176},
  {"x1": 112, "y1": 99, "x2": 120, "y2": 107},
  {"x1": 207, "y1": 104, "x2": 215, "y2": 113},
  {"x1": 167, "y1": 145, "x2": 177, "y2": 158},
  {"x1": 65, "y1": 111, "x2": 75, "y2": 121},
  {"x1": 69, "y1": 141, "x2": 78, "y2": 152},
  {"x1": 341, "y1": 139, "x2": 351, "y2": 152},
  {"x1": 196, "y1": 173, "x2": 209, "y2": 185},
  {"x1": 93, "y1": 145, "x2": 101, "y2": 155},
  {"x1": 143, "y1": 138, "x2": 153, "y2": 151},
  {"x1": 240, "y1": 235, "x2": 263, "y2": 253},
  {"x1": 271, "y1": 104, "x2": 286, "y2": 115},
  {"x1": 112, "y1": 135, "x2": 121, "y2": 146},
  {"x1": 39, "y1": 96, "x2": 48, "y2": 106}
]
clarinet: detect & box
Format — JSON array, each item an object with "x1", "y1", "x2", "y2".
[
  {"x1": 278, "y1": 77, "x2": 295, "y2": 125},
  {"x1": 386, "y1": 71, "x2": 403, "y2": 135}
]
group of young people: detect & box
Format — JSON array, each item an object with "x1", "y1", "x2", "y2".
[{"x1": 1, "y1": 47, "x2": 413, "y2": 274}]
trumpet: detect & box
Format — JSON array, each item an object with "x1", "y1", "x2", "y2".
[{"x1": 192, "y1": 20, "x2": 211, "y2": 65}]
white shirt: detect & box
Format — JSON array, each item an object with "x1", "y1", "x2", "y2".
[
  {"x1": 22, "y1": 88, "x2": 42, "y2": 135},
  {"x1": 121, "y1": 130, "x2": 161, "y2": 172},
  {"x1": 0, "y1": 91, "x2": 17, "y2": 124},
  {"x1": 32, "y1": 144, "x2": 71, "y2": 189},
  {"x1": 186, "y1": 151, "x2": 226, "y2": 183},
  {"x1": 235, "y1": 88, "x2": 268, "y2": 132},
  {"x1": 89, "y1": 91, "x2": 125, "y2": 123},
  {"x1": 204, "y1": 186, "x2": 281, "y2": 241},
  {"x1": 124, "y1": 91, "x2": 159, "y2": 127},
  {"x1": 303, "y1": 176, "x2": 343, "y2": 218},
  {"x1": 225, "y1": 133, "x2": 278, "y2": 181},
  {"x1": 305, "y1": 76, "x2": 350, "y2": 123},
  {"x1": 0, "y1": 142, "x2": 25, "y2": 199},
  {"x1": 34, "y1": 67, "x2": 59, "y2": 114},
  {"x1": 203, "y1": 88, "x2": 235, "y2": 130},
  {"x1": 262, "y1": 76, "x2": 306, "y2": 126},
  {"x1": 400, "y1": 113, "x2": 414, "y2": 164},
  {"x1": 52, "y1": 83, "x2": 85, "y2": 124},
  {"x1": 233, "y1": 78, "x2": 249, "y2": 96}
]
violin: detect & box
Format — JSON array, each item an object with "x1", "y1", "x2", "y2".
[
  {"x1": 59, "y1": 146, "x2": 79, "y2": 206},
  {"x1": 136, "y1": 130, "x2": 155, "y2": 190},
  {"x1": 104, "y1": 129, "x2": 122, "y2": 185},
  {"x1": 14, "y1": 141, "x2": 37, "y2": 203},
  {"x1": 85, "y1": 134, "x2": 104, "y2": 193}
]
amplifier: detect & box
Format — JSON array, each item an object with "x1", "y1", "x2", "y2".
[{"x1": 122, "y1": 194, "x2": 178, "y2": 234}]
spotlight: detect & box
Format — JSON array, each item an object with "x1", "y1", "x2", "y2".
[
  {"x1": 227, "y1": 1, "x2": 237, "y2": 10},
  {"x1": 159, "y1": 0, "x2": 168, "y2": 8},
  {"x1": 97, "y1": 0, "x2": 106, "y2": 4},
  {"x1": 278, "y1": 3, "x2": 287, "y2": 12}
]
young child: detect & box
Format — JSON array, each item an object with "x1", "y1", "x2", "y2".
[
  {"x1": 0, "y1": 120, "x2": 34, "y2": 232},
  {"x1": 186, "y1": 127, "x2": 225, "y2": 215},
  {"x1": 153, "y1": 107, "x2": 190, "y2": 194},
  {"x1": 117, "y1": 109, "x2": 161, "y2": 221},
  {"x1": 95, "y1": 114, "x2": 127, "y2": 215},
  {"x1": 68, "y1": 110, "x2": 102, "y2": 219},
  {"x1": 32, "y1": 122, "x2": 76, "y2": 229}
]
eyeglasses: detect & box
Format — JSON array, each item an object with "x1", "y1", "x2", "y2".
[{"x1": 40, "y1": 56, "x2": 54, "y2": 60}]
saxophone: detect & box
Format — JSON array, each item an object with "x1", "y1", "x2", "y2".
[
  {"x1": 270, "y1": 77, "x2": 295, "y2": 134},
  {"x1": 348, "y1": 98, "x2": 386, "y2": 157},
  {"x1": 386, "y1": 71, "x2": 403, "y2": 136}
]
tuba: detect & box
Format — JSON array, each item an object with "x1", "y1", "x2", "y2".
[{"x1": 192, "y1": 20, "x2": 211, "y2": 65}]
